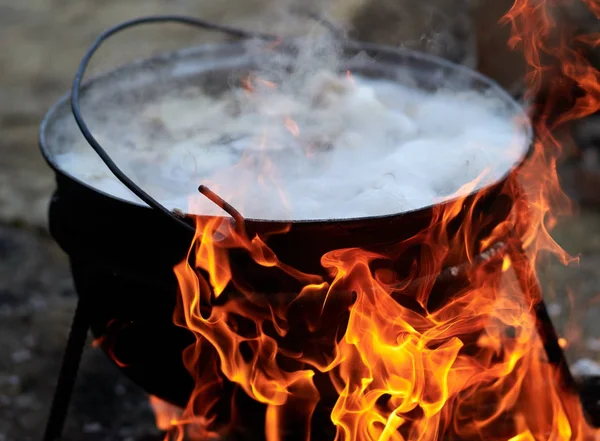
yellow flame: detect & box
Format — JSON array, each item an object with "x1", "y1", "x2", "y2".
[{"x1": 151, "y1": 1, "x2": 600, "y2": 440}]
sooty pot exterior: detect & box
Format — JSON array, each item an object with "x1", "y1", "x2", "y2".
[
  {"x1": 47, "y1": 164, "x2": 515, "y2": 408},
  {"x1": 41, "y1": 39, "x2": 529, "y2": 408}
]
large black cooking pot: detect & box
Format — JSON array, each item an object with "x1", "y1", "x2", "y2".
[{"x1": 39, "y1": 18, "x2": 532, "y2": 414}]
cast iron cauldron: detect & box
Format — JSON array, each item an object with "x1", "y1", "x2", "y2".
[{"x1": 39, "y1": 26, "x2": 532, "y2": 410}]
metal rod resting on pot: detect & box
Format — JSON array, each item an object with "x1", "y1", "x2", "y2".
[
  {"x1": 69, "y1": 14, "x2": 343, "y2": 234},
  {"x1": 198, "y1": 185, "x2": 246, "y2": 235},
  {"x1": 70, "y1": 16, "x2": 278, "y2": 234}
]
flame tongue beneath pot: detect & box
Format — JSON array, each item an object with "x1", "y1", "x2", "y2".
[{"x1": 146, "y1": 17, "x2": 600, "y2": 441}]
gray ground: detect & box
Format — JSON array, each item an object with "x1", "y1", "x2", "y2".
[{"x1": 1, "y1": 1, "x2": 599, "y2": 440}]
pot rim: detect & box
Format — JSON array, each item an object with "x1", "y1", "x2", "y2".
[{"x1": 39, "y1": 39, "x2": 534, "y2": 226}]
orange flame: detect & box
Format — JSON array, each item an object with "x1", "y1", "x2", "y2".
[
  {"x1": 153, "y1": 1, "x2": 600, "y2": 440},
  {"x1": 558, "y1": 338, "x2": 568, "y2": 349},
  {"x1": 284, "y1": 117, "x2": 300, "y2": 137},
  {"x1": 347, "y1": 70, "x2": 356, "y2": 86},
  {"x1": 149, "y1": 395, "x2": 183, "y2": 432}
]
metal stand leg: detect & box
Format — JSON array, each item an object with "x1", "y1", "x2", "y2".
[
  {"x1": 507, "y1": 239, "x2": 577, "y2": 389},
  {"x1": 42, "y1": 298, "x2": 90, "y2": 441},
  {"x1": 507, "y1": 238, "x2": 600, "y2": 428}
]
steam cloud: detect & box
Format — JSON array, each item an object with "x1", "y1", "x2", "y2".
[{"x1": 46, "y1": 10, "x2": 529, "y2": 221}]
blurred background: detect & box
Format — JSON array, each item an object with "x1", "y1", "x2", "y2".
[{"x1": 1, "y1": 0, "x2": 599, "y2": 440}]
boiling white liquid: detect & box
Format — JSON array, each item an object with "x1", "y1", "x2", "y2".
[{"x1": 51, "y1": 70, "x2": 529, "y2": 220}]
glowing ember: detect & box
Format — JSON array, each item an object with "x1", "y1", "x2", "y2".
[{"x1": 151, "y1": 1, "x2": 600, "y2": 440}]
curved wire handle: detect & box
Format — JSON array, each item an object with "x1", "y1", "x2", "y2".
[{"x1": 70, "y1": 15, "x2": 281, "y2": 235}]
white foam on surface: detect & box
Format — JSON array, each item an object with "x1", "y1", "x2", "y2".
[{"x1": 48, "y1": 59, "x2": 529, "y2": 221}]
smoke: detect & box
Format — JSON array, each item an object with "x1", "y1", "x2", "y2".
[
  {"x1": 44, "y1": 2, "x2": 529, "y2": 220},
  {"x1": 349, "y1": 0, "x2": 479, "y2": 66},
  {"x1": 219, "y1": 0, "x2": 348, "y2": 39}
]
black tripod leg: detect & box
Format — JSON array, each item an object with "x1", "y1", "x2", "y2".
[
  {"x1": 42, "y1": 298, "x2": 90, "y2": 441},
  {"x1": 507, "y1": 240, "x2": 577, "y2": 390},
  {"x1": 533, "y1": 297, "x2": 578, "y2": 390},
  {"x1": 506, "y1": 239, "x2": 600, "y2": 428}
]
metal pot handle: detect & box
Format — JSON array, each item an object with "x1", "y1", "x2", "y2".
[{"x1": 70, "y1": 15, "x2": 300, "y2": 235}]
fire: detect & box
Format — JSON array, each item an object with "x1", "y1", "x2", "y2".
[
  {"x1": 242, "y1": 74, "x2": 277, "y2": 94},
  {"x1": 284, "y1": 117, "x2": 300, "y2": 137},
  {"x1": 149, "y1": 1, "x2": 600, "y2": 440},
  {"x1": 559, "y1": 338, "x2": 569, "y2": 349},
  {"x1": 150, "y1": 395, "x2": 183, "y2": 431},
  {"x1": 346, "y1": 70, "x2": 356, "y2": 86}
]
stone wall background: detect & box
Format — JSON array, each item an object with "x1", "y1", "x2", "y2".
[{"x1": 1, "y1": 1, "x2": 599, "y2": 440}]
